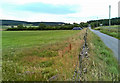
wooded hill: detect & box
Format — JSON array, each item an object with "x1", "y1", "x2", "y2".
[
  {"x1": 87, "y1": 17, "x2": 120, "y2": 28},
  {"x1": 0, "y1": 19, "x2": 65, "y2": 26}
]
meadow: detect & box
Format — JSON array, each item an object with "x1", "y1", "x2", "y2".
[
  {"x1": 2, "y1": 30, "x2": 80, "y2": 48},
  {"x1": 2, "y1": 29, "x2": 119, "y2": 81},
  {"x1": 94, "y1": 25, "x2": 120, "y2": 39},
  {"x1": 2, "y1": 30, "x2": 84, "y2": 81}
]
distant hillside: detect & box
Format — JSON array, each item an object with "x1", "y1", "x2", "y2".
[{"x1": 0, "y1": 19, "x2": 65, "y2": 26}]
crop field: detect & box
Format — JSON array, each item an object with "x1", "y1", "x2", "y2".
[
  {"x1": 94, "y1": 25, "x2": 120, "y2": 39},
  {"x1": 2, "y1": 29, "x2": 119, "y2": 81}
]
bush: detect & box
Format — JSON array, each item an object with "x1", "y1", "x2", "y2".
[{"x1": 38, "y1": 23, "x2": 46, "y2": 30}]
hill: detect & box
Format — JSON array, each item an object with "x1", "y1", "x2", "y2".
[
  {"x1": 0, "y1": 19, "x2": 65, "y2": 26},
  {"x1": 87, "y1": 17, "x2": 120, "y2": 28}
]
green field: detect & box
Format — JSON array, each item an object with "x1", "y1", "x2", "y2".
[
  {"x1": 2, "y1": 30, "x2": 83, "y2": 81},
  {"x1": 2, "y1": 30, "x2": 80, "y2": 48},
  {"x1": 94, "y1": 25, "x2": 120, "y2": 39},
  {"x1": 2, "y1": 29, "x2": 119, "y2": 81}
]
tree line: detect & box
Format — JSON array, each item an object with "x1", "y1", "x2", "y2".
[
  {"x1": 7, "y1": 22, "x2": 88, "y2": 31},
  {"x1": 6, "y1": 17, "x2": 120, "y2": 31},
  {"x1": 88, "y1": 17, "x2": 120, "y2": 28}
]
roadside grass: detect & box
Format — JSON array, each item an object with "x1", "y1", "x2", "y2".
[
  {"x1": 2, "y1": 29, "x2": 86, "y2": 81},
  {"x1": 94, "y1": 25, "x2": 120, "y2": 39},
  {"x1": 82, "y1": 29, "x2": 119, "y2": 81},
  {"x1": 0, "y1": 26, "x2": 2, "y2": 81}
]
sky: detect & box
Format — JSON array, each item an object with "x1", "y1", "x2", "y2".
[{"x1": 0, "y1": 0, "x2": 119, "y2": 23}]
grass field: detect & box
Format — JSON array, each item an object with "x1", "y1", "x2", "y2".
[
  {"x1": 2, "y1": 29, "x2": 119, "y2": 81},
  {"x1": 2, "y1": 30, "x2": 85, "y2": 81},
  {"x1": 94, "y1": 25, "x2": 120, "y2": 39},
  {"x1": 2, "y1": 30, "x2": 80, "y2": 48}
]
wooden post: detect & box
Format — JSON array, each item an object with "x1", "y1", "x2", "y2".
[{"x1": 69, "y1": 43, "x2": 72, "y2": 50}]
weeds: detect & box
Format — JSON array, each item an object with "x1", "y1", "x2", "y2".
[
  {"x1": 85, "y1": 29, "x2": 119, "y2": 81},
  {"x1": 94, "y1": 25, "x2": 120, "y2": 39}
]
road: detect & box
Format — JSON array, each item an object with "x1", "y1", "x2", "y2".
[{"x1": 89, "y1": 27, "x2": 120, "y2": 62}]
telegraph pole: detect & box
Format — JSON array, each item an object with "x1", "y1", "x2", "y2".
[
  {"x1": 118, "y1": 1, "x2": 120, "y2": 17},
  {"x1": 109, "y1": 5, "x2": 111, "y2": 26},
  {"x1": 97, "y1": 17, "x2": 98, "y2": 27}
]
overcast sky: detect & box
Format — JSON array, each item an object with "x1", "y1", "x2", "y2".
[{"x1": 0, "y1": 0, "x2": 119, "y2": 23}]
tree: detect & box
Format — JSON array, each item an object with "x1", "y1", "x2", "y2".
[
  {"x1": 73, "y1": 23, "x2": 79, "y2": 27},
  {"x1": 17, "y1": 24, "x2": 26, "y2": 30},
  {"x1": 38, "y1": 23, "x2": 46, "y2": 30},
  {"x1": 11, "y1": 25, "x2": 14, "y2": 28},
  {"x1": 17, "y1": 25, "x2": 24, "y2": 29}
]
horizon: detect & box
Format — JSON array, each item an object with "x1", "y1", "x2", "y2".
[{"x1": 1, "y1": 17, "x2": 119, "y2": 24}]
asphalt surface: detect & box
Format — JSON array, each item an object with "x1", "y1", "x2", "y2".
[{"x1": 89, "y1": 27, "x2": 120, "y2": 62}]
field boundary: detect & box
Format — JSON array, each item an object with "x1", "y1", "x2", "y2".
[
  {"x1": 72, "y1": 28, "x2": 88, "y2": 81},
  {"x1": 48, "y1": 29, "x2": 88, "y2": 81}
]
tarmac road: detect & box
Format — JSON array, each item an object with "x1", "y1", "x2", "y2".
[{"x1": 89, "y1": 27, "x2": 120, "y2": 62}]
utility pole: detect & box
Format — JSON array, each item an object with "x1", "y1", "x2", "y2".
[
  {"x1": 118, "y1": 1, "x2": 120, "y2": 17},
  {"x1": 109, "y1": 5, "x2": 111, "y2": 26},
  {"x1": 97, "y1": 17, "x2": 98, "y2": 27}
]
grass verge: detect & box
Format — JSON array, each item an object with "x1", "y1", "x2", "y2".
[
  {"x1": 80, "y1": 29, "x2": 119, "y2": 81},
  {"x1": 94, "y1": 25, "x2": 120, "y2": 39}
]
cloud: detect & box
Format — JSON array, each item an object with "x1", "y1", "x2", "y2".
[
  {"x1": 1, "y1": 1, "x2": 80, "y2": 14},
  {"x1": 1, "y1": 0, "x2": 119, "y2": 23},
  {"x1": 1, "y1": 0, "x2": 81, "y2": 5},
  {"x1": 16, "y1": 3, "x2": 79, "y2": 14}
]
